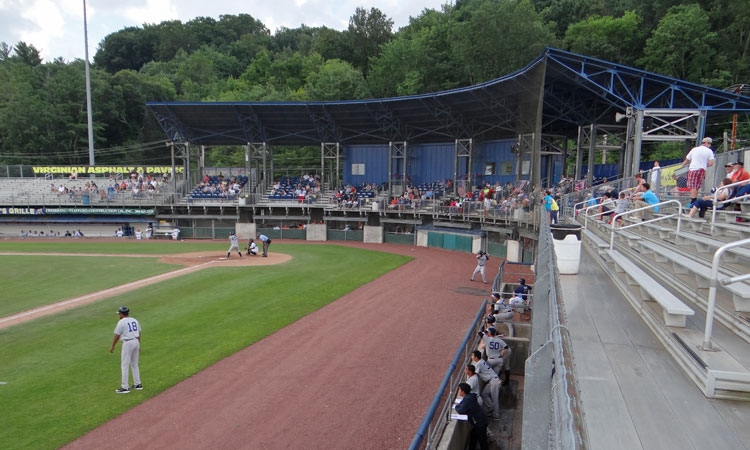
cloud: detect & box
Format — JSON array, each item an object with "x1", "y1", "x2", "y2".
[
  {"x1": 0, "y1": 0, "x2": 448, "y2": 60},
  {"x1": 120, "y1": 0, "x2": 179, "y2": 25}
]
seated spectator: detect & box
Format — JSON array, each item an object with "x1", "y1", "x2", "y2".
[
  {"x1": 65, "y1": 230, "x2": 72, "y2": 237},
  {"x1": 670, "y1": 174, "x2": 690, "y2": 196},
  {"x1": 613, "y1": 191, "x2": 629, "y2": 227},
  {"x1": 632, "y1": 183, "x2": 659, "y2": 219},
  {"x1": 688, "y1": 178, "x2": 733, "y2": 218},
  {"x1": 597, "y1": 191, "x2": 615, "y2": 220},
  {"x1": 730, "y1": 161, "x2": 749, "y2": 184}
]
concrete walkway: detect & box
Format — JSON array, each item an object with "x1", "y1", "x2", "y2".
[{"x1": 560, "y1": 249, "x2": 750, "y2": 450}]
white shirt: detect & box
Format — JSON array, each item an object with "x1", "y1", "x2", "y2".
[
  {"x1": 114, "y1": 317, "x2": 141, "y2": 340},
  {"x1": 685, "y1": 145, "x2": 714, "y2": 171},
  {"x1": 509, "y1": 295, "x2": 525, "y2": 306},
  {"x1": 135, "y1": 231, "x2": 142, "y2": 239},
  {"x1": 249, "y1": 242, "x2": 258, "y2": 252}
]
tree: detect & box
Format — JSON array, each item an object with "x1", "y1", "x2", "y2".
[
  {"x1": 640, "y1": 4, "x2": 718, "y2": 83},
  {"x1": 305, "y1": 59, "x2": 369, "y2": 100},
  {"x1": 564, "y1": 11, "x2": 646, "y2": 65},
  {"x1": 535, "y1": 0, "x2": 606, "y2": 38},
  {"x1": 12, "y1": 41, "x2": 42, "y2": 66},
  {"x1": 94, "y1": 27, "x2": 155, "y2": 73},
  {"x1": 347, "y1": 7, "x2": 394, "y2": 76},
  {"x1": 450, "y1": 0, "x2": 557, "y2": 85}
]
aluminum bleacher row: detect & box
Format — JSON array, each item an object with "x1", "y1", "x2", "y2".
[
  {"x1": 575, "y1": 197, "x2": 750, "y2": 400},
  {"x1": 188, "y1": 175, "x2": 247, "y2": 200},
  {"x1": 268, "y1": 176, "x2": 320, "y2": 202}
]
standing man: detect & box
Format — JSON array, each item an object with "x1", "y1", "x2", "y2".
[
  {"x1": 470, "y1": 251, "x2": 489, "y2": 284},
  {"x1": 257, "y1": 233, "x2": 272, "y2": 257},
  {"x1": 650, "y1": 161, "x2": 662, "y2": 196},
  {"x1": 470, "y1": 350, "x2": 501, "y2": 420},
  {"x1": 681, "y1": 137, "x2": 715, "y2": 207},
  {"x1": 110, "y1": 306, "x2": 142, "y2": 394},
  {"x1": 226, "y1": 232, "x2": 243, "y2": 259},
  {"x1": 465, "y1": 365, "x2": 483, "y2": 406},
  {"x1": 456, "y1": 382, "x2": 489, "y2": 450},
  {"x1": 482, "y1": 327, "x2": 507, "y2": 377}
]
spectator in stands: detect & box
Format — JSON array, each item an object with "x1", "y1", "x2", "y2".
[
  {"x1": 584, "y1": 193, "x2": 596, "y2": 208},
  {"x1": 730, "y1": 161, "x2": 749, "y2": 184},
  {"x1": 598, "y1": 191, "x2": 615, "y2": 221},
  {"x1": 544, "y1": 189, "x2": 559, "y2": 224},
  {"x1": 632, "y1": 183, "x2": 660, "y2": 220},
  {"x1": 75, "y1": 229, "x2": 84, "y2": 237},
  {"x1": 650, "y1": 162, "x2": 662, "y2": 195},
  {"x1": 470, "y1": 350, "x2": 500, "y2": 422},
  {"x1": 614, "y1": 192, "x2": 629, "y2": 227},
  {"x1": 456, "y1": 382, "x2": 489, "y2": 450},
  {"x1": 688, "y1": 178, "x2": 733, "y2": 218},
  {"x1": 65, "y1": 230, "x2": 72, "y2": 237},
  {"x1": 514, "y1": 278, "x2": 532, "y2": 301},
  {"x1": 681, "y1": 137, "x2": 715, "y2": 207}
]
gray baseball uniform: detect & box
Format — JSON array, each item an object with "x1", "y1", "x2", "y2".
[
  {"x1": 484, "y1": 335, "x2": 507, "y2": 375},
  {"x1": 114, "y1": 316, "x2": 141, "y2": 390},
  {"x1": 471, "y1": 253, "x2": 489, "y2": 283},
  {"x1": 473, "y1": 358, "x2": 500, "y2": 419}
]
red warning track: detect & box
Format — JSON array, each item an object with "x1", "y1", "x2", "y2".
[{"x1": 63, "y1": 242, "x2": 502, "y2": 450}]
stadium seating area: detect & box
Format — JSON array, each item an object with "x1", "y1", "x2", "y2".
[
  {"x1": 0, "y1": 177, "x2": 173, "y2": 206},
  {"x1": 188, "y1": 175, "x2": 247, "y2": 200},
  {"x1": 268, "y1": 176, "x2": 321, "y2": 202}
]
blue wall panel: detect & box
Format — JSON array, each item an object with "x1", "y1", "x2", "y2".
[
  {"x1": 472, "y1": 139, "x2": 517, "y2": 186},
  {"x1": 343, "y1": 138, "x2": 520, "y2": 187},
  {"x1": 409, "y1": 142, "x2": 454, "y2": 185},
  {"x1": 343, "y1": 145, "x2": 389, "y2": 186}
]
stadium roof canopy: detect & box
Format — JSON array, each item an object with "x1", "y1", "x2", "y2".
[{"x1": 147, "y1": 48, "x2": 750, "y2": 146}]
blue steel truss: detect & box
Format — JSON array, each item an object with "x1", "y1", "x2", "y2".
[{"x1": 147, "y1": 48, "x2": 750, "y2": 146}]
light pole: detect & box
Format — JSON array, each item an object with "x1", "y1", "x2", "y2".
[{"x1": 83, "y1": 0, "x2": 95, "y2": 166}]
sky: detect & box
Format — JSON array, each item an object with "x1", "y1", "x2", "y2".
[{"x1": 0, "y1": 0, "x2": 449, "y2": 62}]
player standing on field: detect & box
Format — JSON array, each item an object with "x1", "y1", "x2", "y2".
[
  {"x1": 227, "y1": 232, "x2": 243, "y2": 259},
  {"x1": 470, "y1": 251, "x2": 489, "y2": 284},
  {"x1": 110, "y1": 306, "x2": 142, "y2": 394}
]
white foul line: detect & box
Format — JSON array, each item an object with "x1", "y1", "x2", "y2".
[{"x1": 0, "y1": 260, "x2": 219, "y2": 325}]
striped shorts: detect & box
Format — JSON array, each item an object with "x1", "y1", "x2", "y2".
[{"x1": 686, "y1": 169, "x2": 705, "y2": 190}]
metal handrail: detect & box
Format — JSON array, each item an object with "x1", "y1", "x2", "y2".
[
  {"x1": 571, "y1": 196, "x2": 602, "y2": 219},
  {"x1": 701, "y1": 238, "x2": 750, "y2": 350},
  {"x1": 581, "y1": 199, "x2": 617, "y2": 229},
  {"x1": 609, "y1": 199, "x2": 683, "y2": 250},
  {"x1": 709, "y1": 180, "x2": 750, "y2": 231}
]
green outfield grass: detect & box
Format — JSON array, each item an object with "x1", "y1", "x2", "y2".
[
  {"x1": 0, "y1": 243, "x2": 411, "y2": 450},
  {"x1": 0, "y1": 256, "x2": 182, "y2": 317}
]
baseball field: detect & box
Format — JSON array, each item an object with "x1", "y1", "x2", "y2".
[{"x1": 0, "y1": 240, "x2": 413, "y2": 449}]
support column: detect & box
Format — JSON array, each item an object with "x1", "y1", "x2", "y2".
[
  {"x1": 185, "y1": 142, "x2": 191, "y2": 194},
  {"x1": 321, "y1": 142, "x2": 340, "y2": 189},
  {"x1": 199, "y1": 145, "x2": 205, "y2": 182},
  {"x1": 388, "y1": 141, "x2": 407, "y2": 198},
  {"x1": 587, "y1": 124, "x2": 596, "y2": 188},
  {"x1": 575, "y1": 127, "x2": 584, "y2": 181},
  {"x1": 561, "y1": 139, "x2": 568, "y2": 178},
  {"x1": 631, "y1": 109, "x2": 644, "y2": 176},
  {"x1": 454, "y1": 139, "x2": 472, "y2": 197},
  {"x1": 169, "y1": 141, "x2": 176, "y2": 193}
]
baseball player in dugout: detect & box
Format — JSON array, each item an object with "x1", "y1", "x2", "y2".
[
  {"x1": 227, "y1": 232, "x2": 243, "y2": 259},
  {"x1": 110, "y1": 306, "x2": 142, "y2": 394}
]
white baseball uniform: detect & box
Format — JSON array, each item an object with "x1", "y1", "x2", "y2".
[
  {"x1": 114, "y1": 316, "x2": 141, "y2": 389},
  {"x1": 227, "y1": 234, "x2": 242, "y2": 258}
]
